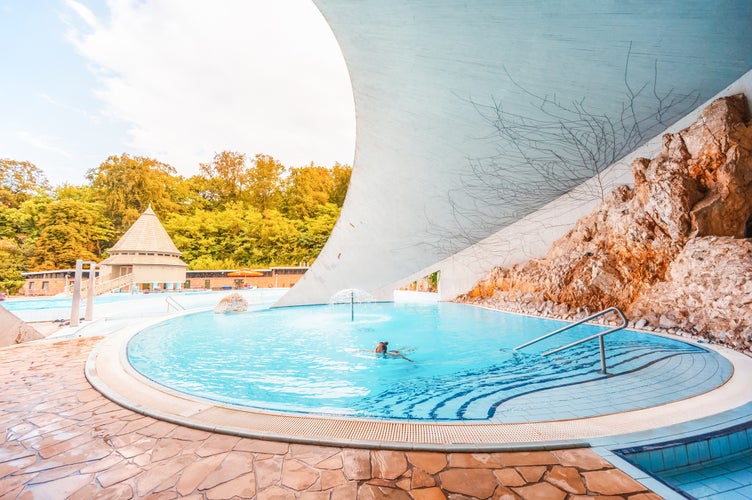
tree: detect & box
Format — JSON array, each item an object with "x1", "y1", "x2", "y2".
[
  {"x1": 252, "y1": 209, "x2": 303, "y2": 265},
  {"x1": 0, "y1": 151, "x2": 350, "y2": 284},
  {"x1": 0, "y1": 238, "x2": 25, "y2": 294},
  {"x1": 297, "y1": 203, "x2": 341, "y2": 261},
  {"x1": 0, "y1": 159, "x2": 50, "y2": 208},
  {"x1": 87, "y1": 154, "x2": 181, "y2": 232},
  {"x1": 248, "y1": 154, "x2": 286, "y2": 212},
  {"x1": 198, "y1": 151, "x2": 250, "y2": 207},
  {"x1": 29, "y1": 199, "x2": 114, "y2": 270},
  {"x1": 55, "y1": 183, "x2": 100, "y2": 203},
  {"x1": 0, "y1": 203, "x2": 31, "y2": 293},
  {"x1": 329, "y1": 163, "x2": 352, "y2": 207},
  {"x1": 164, "y1": 203, "x2": 249, "y2": 266},
  {"x1": 282, "y1": 164, "x2": 334, "y2": 218}
]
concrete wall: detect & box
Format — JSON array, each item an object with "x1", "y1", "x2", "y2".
[
  {"x1": 131, "y1": 265, "x2": 186, "y2": 286},
  {"x1": 278, "y1": 1, "x2": 752, "y2": 306},
  {"x1": 184, "y1": 275, "x2": 304, "y2": 291}
]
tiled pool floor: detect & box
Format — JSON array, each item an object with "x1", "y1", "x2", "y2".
[
  {"x1": 662, "y1": 450, "x2": 752, "y2": 499},
  {"x1": 613, "y1": 421, "x2": 752, "y2": 499},
  {"x1": 493, "y1": 347, "x2": 731, "y2": 422}
]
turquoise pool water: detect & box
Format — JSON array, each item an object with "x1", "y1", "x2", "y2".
[
  {"x1": 1, "y1": 290, "x2": 260, "y2": 323},
  {"x1": 127, "y1": 302, "x2": 720, "y2": 421},
  {"x1": 1, "y1": 291, "x2": 219, "y2": 311},
  {"x1": 2, "y1": 294, "x2": 132, "y2": 311}
]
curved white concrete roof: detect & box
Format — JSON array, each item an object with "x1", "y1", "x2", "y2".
[{"x1": 279, "y1": 1, "x2": 752, "y2": 306}]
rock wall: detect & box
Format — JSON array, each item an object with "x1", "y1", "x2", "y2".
[
  {"x1": 461, "y1": 94, "x2": 752, "y2": 350},
  {"x1": 628, "y1": 236, "x2": 751, "y2": 349}
]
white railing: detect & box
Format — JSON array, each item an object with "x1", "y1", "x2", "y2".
[
  {"x1": 165, "y1": 296, "x2": 185, "y2": 312},
  {"x1": 79, "y1": 273, "x2": 135, "y2": 296},
  {"x1": 513, "y1": 307, "x2": 628, "y2": 374}
]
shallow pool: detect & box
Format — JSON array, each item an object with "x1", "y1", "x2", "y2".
[{"x1": 127, "y1": 302, "x2": 722, "y2": 421}]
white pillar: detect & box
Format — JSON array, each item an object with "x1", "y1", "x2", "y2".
[
  {"x1": 85, "y1": 262, "x2": 96, "y2": 321},
  {"x1": 70, "y1": 260, "x2": 83, "y2": 327}
]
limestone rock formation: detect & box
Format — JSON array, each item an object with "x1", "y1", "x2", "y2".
[
  {"x1": 628, "y1": 236, "x2": 751, "y2": 349},
  {"x1": 214, "y1": 292, "x2": 249, "y2": 314},
  {"x1": 462, "y1": 94, "x2": 752, "y2": 349}
]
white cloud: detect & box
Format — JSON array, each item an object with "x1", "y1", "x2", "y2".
[
  {"x1": 64, "y1": 0, "x2": 99, "y2": 31},
  {"x1": 65, "y1": 0, "x2": 355, "y2": 175},
  {"x1": 17, "y1": 130, "x2": 73, "y2": 159}
]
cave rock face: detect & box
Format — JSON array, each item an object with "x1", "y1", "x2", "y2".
[
  {"x1": 466, "y1": 94, "x2": 752, "y2": 348},
  {"x1": 628, "y1": 236, "x2": 752, "y2": 349}
]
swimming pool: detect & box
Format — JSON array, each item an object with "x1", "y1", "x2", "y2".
[
  {"x1": 127, "y1": 302, "x2": 730, "y2": 421},
  {"x1": 2, "y1": 289, "x2": 284, "y2": 323}
]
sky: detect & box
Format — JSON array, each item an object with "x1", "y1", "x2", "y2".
[{"x1": 0, "y1": 0, "x2": 356, "y2": 187}]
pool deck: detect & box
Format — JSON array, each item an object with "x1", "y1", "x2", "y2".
[
  {"x1": 1, "y1": 336, "x2": 667, "y2": 499},
  {"x1": 2, "y1": 299, "x2": 752, "y2": 498}
]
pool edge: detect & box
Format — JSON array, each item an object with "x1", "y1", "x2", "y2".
[{"x1": 84, "y1": 318, "x2": 752, "y2": 452}]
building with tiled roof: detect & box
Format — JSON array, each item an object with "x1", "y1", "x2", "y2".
[{"x1": 99, "y1": 205, "x2": 187, "y2": 291}]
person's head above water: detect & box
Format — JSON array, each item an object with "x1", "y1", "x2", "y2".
[{"x1": 375, "y1": 341, "x2": 388, "y2": 353}]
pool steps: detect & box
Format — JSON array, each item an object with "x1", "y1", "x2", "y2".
[
  {"x1": 361, "y1": 339, "x2": 727, "y2": 421},
  {"x1": 514, "y1": 306, "x2": 628, "y2": 374}
]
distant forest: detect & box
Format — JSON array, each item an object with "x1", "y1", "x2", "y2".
[{"x1": 0, "y1": 153, "x2": 351, "y2": 293}]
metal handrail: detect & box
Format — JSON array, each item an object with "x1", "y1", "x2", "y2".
[
  {"x1": 165, "y1": 296, "x2": 185, "y2": 312},
  {"x1": 513, "y1": 306, "x2": 628, "y2": 374}
]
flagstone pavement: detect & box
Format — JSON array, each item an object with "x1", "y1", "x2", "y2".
[{"x1": 0, "y1": 337, "x2": 662, "y2": 499}]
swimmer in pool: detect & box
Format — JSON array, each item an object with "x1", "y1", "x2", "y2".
[{"x1": 374, "y1": 341, "x2": 413, "y2": 362}]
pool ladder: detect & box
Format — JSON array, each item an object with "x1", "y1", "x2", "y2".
[
  {"x1": 165, "y1": 296, "x2": 185, "y2": 312},
  {"x1": 513, "y1": 306, "x2": 628, "y2": 374}
]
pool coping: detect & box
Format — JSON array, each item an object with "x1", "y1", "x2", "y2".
[{"x1": 84, "y1": 311, "x2": 752, "y2": 453}]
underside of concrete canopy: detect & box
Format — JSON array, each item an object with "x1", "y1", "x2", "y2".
[{"x1": 277, "y1": 1, "x2": 752, "y2": 307}]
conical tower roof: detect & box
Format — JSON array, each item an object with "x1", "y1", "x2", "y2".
[
  {"x1": 100, "y1": 205, "x2": 186, "y2": 267},
  {"x1": 109, "y1": 205, "x2": 181, "y2": 254}
]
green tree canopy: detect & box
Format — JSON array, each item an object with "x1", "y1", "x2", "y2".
[
  {"x1": 0, "y1": 159, "x2": 50, "y2": 208},
  {"x1": 282, "y1": 164, "x2": 335, "y2": 219},
  {"x1": 248, "y1": 154, "x2": 286, "y2": 212},
  {"x1": 86, "y1": 154, "x2": 182, "y2": 232},
  {"x1": 198, "y1": 151, "x2": 250, "y2": 207},
  {"x1": 29, "y1": 199, "x2": 114, "y2": 270},
  {"x1": 0, "y1": 238, "x2": 25, "y2": 293},
  {"x1": 329, "y1": 163, "x2": 352, "y2": 206},
  {"x1": 164, "y1": 202, "x2": 249, "y2": 267},
  {"x1": 0, "y1": 153, "x2": 351, "y2": 285}
]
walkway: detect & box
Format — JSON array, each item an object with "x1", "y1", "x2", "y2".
[{"x1": 0, "y1": 337, "x2": 659, "y2": 499}]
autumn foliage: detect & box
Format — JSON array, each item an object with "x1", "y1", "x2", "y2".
[{"x1": 0, "y1": 153, "x2": 351, "y2": 293}]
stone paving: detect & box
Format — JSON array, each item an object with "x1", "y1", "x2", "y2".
[{"x1": 0, "y1": 337, "x2": 662, "y2": 499}]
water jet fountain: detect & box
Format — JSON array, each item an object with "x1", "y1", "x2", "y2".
[{"x1": 328, "y1": 288, "x2": 374, "y2": 321}]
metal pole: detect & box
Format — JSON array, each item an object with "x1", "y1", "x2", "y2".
[
  {"x1": 85, "y1": 262, "x2": 96, "y2": 321},
  {"x1": 70, "y1": 259, "x2": 83, "y2": 327},
  {"x1": 599, "y1": 335, "x2": 607, "y2": 374},
  {"x1": 350, "y1": 290, "x2": 354, "y2": 321}
]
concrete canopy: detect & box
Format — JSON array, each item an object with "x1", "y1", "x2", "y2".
[{"x1": 278, "y1": 1, "x2": 752, "y2": 306}]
